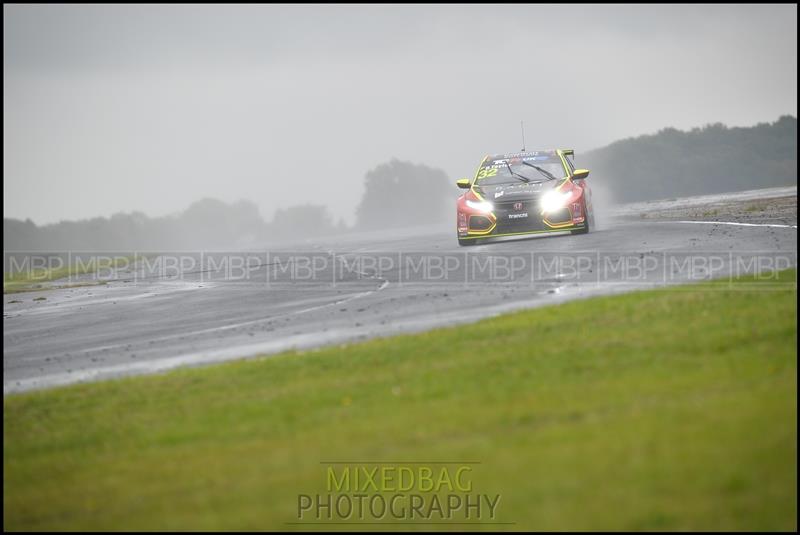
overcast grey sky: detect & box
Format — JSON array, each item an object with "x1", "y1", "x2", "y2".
[{"x1": 4, "y1": 4, "x2": 797, "y2": 225}]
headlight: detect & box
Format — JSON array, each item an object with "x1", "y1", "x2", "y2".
[
  {"x1": 465, "y1": 199, "x2": 494, "y2": 213},
  {"x1": 540, "y1": 190, "x2": 572, "y2": 213}
]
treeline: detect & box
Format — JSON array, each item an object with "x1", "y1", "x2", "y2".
[
  {"x1": 581, "y1": 115, "x2": 796, "y2": 202},
  {"x1": 3, "y1": 199, "x2": 347, "y2": 251},
  {"x1": 3, "y1": 159, "x2": 451, "y2": 251}
]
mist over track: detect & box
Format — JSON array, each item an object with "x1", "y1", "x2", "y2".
[{"x1": 4, "y1": 187, "x2": 796, "y2": 394}]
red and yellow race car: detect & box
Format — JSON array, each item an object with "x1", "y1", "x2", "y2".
[{"x1": 456, "y1": 149, "x2": 595, "y2": 246}]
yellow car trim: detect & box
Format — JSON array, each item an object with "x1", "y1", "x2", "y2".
[
  {"x1": 459, "y1": 226, "x2": 584, "y2": 240},
  {"x1": 466, "y1": 186, "x2": 497, "y2": 235}
]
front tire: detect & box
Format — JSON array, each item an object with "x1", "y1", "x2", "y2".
[
  {"x1": 571, "y1": 199, "x2": 592, "y2": 235},
  {"x1": 571, "y1": 224, "x2": 589, "y2": 235}
]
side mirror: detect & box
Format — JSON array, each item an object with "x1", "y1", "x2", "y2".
[
  {"x1": 456, "y1": 178, "x2": 471, "y2": 189},
  {"x1": 572, "y1": 169, "x2": 590, "y2": 180}
]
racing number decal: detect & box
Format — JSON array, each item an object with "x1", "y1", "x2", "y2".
[{"x1": 476, "y1": 167, "x2": 498, "y2": 179}]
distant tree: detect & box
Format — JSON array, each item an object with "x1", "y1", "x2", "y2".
[
  {"x1": 3, "y1": 199, "x2": 269, "y2": 251},
  {"x1": 3, "y1": 198, "x2": 348, "y2": 251},
  {"x1": 3, "y1": 218, "x2": 39, "y2": 251},
  {"x1": 334, "y1": 218, "x2": 350, "y2": 233},
  {"x1": 581, "y1": 115, "x2": 797, "y2": 203},
  {"x1": 355, "y1": 159, "x2": 452, "y2": 229},
  {"x1": 177, "y1": 198, "x2": 266, "y2": 248},
  {"x1": 268, "y1": 204, "x2": 337, "y2": 240}
]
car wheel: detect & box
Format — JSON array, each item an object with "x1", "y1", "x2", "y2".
[{"x1": 571, "y1": 200, "x2": 591, "y2": 235}]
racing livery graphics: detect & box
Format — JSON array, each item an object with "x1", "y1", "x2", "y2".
[{"x1": 456, "y1": 149, "x2": 595, "y2": 246}]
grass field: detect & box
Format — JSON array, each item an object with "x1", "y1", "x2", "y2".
[{"x1": 3, "y1": 271, "x2": 797, "y2": 530}]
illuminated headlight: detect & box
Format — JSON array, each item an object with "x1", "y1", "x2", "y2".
[
  {"x1": 465, "y1": 199, "x2": 494, "y2": 213},
  {"x1": 540, "y1": 190, "x2": 572, "y2": 213}
]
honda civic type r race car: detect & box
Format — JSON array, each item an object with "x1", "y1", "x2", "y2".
[{"x1": 456, "y1": 149, "x2": 595, "y2": 246}]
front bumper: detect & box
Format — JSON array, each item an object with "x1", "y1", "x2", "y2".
[{"x1": 458, "y1": 199, "x2": 585, "y2": 239}]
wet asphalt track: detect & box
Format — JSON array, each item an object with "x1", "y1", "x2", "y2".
[{"x1": 4, "y1": 189, "x2": 797, "y2": 393}]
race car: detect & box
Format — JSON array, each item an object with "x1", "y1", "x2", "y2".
[{"x1": 456, "y1": 149, "x2": 595, "y2": 246}]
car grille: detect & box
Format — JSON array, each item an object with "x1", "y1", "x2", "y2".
[
  {"x1": 468, "y1": 215, "x2": 493, "y2": 231},
  {"x1": 492, "y1": 198, "x2": 550, "y2": 233},
  {"x1": 544, "y1": 207, "x2": 572, "y2": 225}
]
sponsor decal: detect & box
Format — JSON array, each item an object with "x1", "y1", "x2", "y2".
[
  {"x1": 508, "y1": 212, "x2": 528, "y2": 219},
  {"x1": 494, "y1": 190, "x2": 505, "y2": 199},
  {"x1": 513, "y1": 202, "x2": 523, "y2": 211},
  {"x1": 500, "y1": 150, "x2": 555, "y2": 159}
]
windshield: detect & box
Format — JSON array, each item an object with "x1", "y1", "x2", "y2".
[{"x1": 474, "y1": 154, "x2": 567, "y2": 186}]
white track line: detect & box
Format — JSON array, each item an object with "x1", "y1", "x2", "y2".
[{"x1": 676, "y1": 220, "x2": 797, "y2": 229}]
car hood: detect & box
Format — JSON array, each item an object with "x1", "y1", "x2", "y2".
[{"x1": 473, "y1": 180, "x2": 561, "y2": 202}]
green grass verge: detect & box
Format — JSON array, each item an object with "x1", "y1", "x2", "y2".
[
  {"x1": 3, "y1": 255, "x2": 133, "y2": 294},
  {"x1": 4, "y1": 271, "x2": 797, "y2": 531}
]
